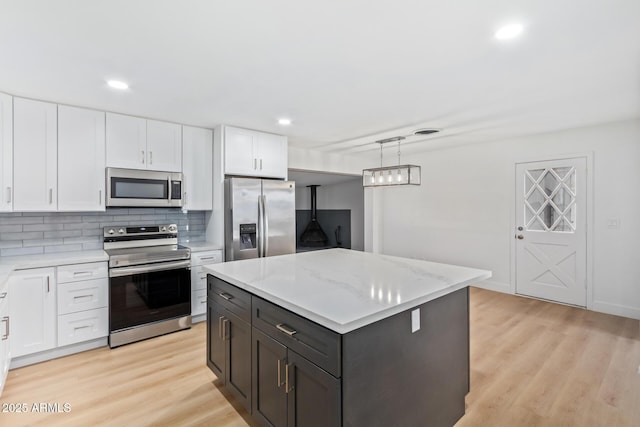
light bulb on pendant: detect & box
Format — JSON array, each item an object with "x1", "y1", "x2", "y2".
[
  {"x1": 397, "y1": 168, "x2": 402, "y2": 182},
  {"x1": 387, "y1": 170, "x2": 393, "y2": 183},
  {"x1": 378, "y1": 172, "x2": 384, "y2": 184}
]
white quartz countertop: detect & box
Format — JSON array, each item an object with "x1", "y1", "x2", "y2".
[
  {"x1": 181, "y1": 241, "x2": 224, "y2": 252},
  {"x1": 0, "y1": 250, "x2": 108, "y2": 289},
  {"x1": 204, "y1": 248, "x2": 491, "y2": 334}
]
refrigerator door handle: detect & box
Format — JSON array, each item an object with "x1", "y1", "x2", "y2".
[
  {"x1": 258, "y1": 194, "x2": 264, "y2": 257},
  {"x1": 263, "y1": 195, "x2": 269, "y2": 257}
]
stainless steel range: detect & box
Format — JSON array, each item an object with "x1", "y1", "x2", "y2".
[{"x1": 104, "y1": 224, "x2": 191, "y2": 348}]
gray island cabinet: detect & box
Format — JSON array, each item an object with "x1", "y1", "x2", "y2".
[{"x1": 204, "y1": 249, "x2": 491, "y2": 427}]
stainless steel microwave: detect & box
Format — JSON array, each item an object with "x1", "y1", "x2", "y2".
[{"x1": 106, "y1": 168, "x2": 183, "y2": 207}]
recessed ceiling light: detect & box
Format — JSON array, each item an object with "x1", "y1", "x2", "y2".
[
  {"x1": 278, "y1": 118, "x2": 292, "y2": 125},
  {"x1": 107, "y1": 80, "x2": 129, "y2": 90},
  {"x1": 495, "y1": 24, "x2": 524, "y2": 40}
]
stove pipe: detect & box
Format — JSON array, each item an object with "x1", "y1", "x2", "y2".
[{"x1": 299, "y1": 185, "x2": 329, "y2": 247}]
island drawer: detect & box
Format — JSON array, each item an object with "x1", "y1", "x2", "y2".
[
  {"x1": 252, "y1": 296, "x2": 341, "y2": 378},
  {"x1": 208, "y1": 276, "x2": 251, "y2": 323}
]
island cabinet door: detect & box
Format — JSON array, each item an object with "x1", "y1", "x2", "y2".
[
  {"x1": 286, "y1": 350, "x2": 341, "y2": 427},
  {"x1": 225, "y1": 309, "x2": 252, "y2": 412},
  {"x1": 252, "y1": 328, "x2": 288, "y2": 427},
  {"x1": 207, "y1": 300, "x2": 225, "y2": 380}
]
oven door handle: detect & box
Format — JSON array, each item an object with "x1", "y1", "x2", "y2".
[{"x1": 109, "y1": 260, "x2": 191, "y2": 278}]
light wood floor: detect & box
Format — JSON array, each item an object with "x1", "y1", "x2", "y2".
[{"x1": 1, "y1": 287, "x2": 638, "y2": 426}]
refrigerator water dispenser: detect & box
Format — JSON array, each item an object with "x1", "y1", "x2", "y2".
[{"x1": 239, "y1": 223, "x2": 257, "y2": 249}]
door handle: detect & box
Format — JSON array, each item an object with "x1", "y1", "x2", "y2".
[
  {"x1": 285, "y1": 363, "x2": 295, "y2": 393},
  {"x1": 6, "y1": 186, "x2": 10, "y2": 203},
  {"x1": 1, "y1": 316, "x2": 9, "y2": 340},
  {"x1": 46, "y1": 276, "x2": 50, "y2": 292},
  {"x1": 49, "y1": 188, "x2": 53, "y2": 204},
  {"x1": 277, "y1": 358, "x2": 284, "y2": 388},
  {"x1": 222, "y1": 318, "x2": 229, "y2": 340},
  {"x1": 149, "y1": 151, "x2": 153, "y2": 165},
  {"x1": 259, "y1": 158, "x2": 263, "y2": 170},
  {"x1": 218, "y1": 316, "x2": 225, "y2": 339},
  {"x1": 516, "y1": 235, "x2": 524, "y2": 240},
  {"x1": 262, "y1": 195, "x2": 269, "y2": 257},
  {"x1": 141, "y1": 150, "x2": 145, "y2": 164}
]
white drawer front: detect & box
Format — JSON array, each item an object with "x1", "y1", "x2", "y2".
[
  {"x1": 57, "y1": 262, "x2": 108, "y2": 284},
  {"x1": 191, "y1": 250, "x2": 222, "y2": 266},
  {"x1": 191, "y1": 266, "x2": 208, "y2": 291},
  {"x1": 58, "y1": 278, "x2": 108, "y2": 315},
  {"x1": 58, "y1": 308, "x2": 108, "y2": 347},
  {"x1": 192, "y1": 289, "x2": 207, "y2": 316}
]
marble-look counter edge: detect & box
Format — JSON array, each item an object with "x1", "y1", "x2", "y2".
[
  {"x1": 203, "y1": 250, "x2": 491, "y2": 334},
  {"x1": 181, "y1": 241, "x2": 224, "y2": 252},
  {"x1": 0, "y1": 250, "x2": 109, "y2": 290}
]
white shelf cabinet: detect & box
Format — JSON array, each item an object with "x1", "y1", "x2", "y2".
[
  {"x1": 182, "y1": 126, "x2": 213, "y2": 210},
  {"x1": 224, "y1": 126, "x2": 287, "y2": 179},
  {"x1": 58, "y1": 105, "x2": 106, "y2": 211},
  {"x1": 106, "y1": 113, "x2": 182, "y2": 172},
  {"x1": 0, "y1": 93, "x2": 12, "y2": 212},
  {"x1": 13, "y1": 98, "x2": 58, "y2": 211},
  {"x1": 8, "y1": 268, "x2": 57, "y2": 358},
  {"x1": 191, "y1": 250, "x2": 223, "y2": 317}
]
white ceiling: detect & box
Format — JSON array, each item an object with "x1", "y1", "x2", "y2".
[{"x1": 1, "y1": 0, "x2": 638, "y2": 156}]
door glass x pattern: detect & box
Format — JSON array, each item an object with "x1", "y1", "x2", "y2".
[{"x1": 524, "y1": 167, "x2": 576, "y2": 232}]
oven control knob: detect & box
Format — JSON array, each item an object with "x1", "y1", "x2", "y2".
[
  {"x1": 161, "y1": 226, "x2": 167, "y2": 232},
  {"x1": 107, "y1": 229, "x2": 115, "y2": 235},
  {"x1": 118, "y1": 228, "x2": 125, "y2": 234},
  {"x1": 168, "y1": 225, "x2": 177, "y2": 232}
]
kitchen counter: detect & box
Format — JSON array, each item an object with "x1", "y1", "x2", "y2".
[
  {"x1": 204, "y1": 248, "x2": 491, "y2": 334},
  {"x1": 0, "y1": 250, "x2": 108, "y2": 289},
  {"x1": 180, "y1": 241, "x2": 223, "y2": 252}
]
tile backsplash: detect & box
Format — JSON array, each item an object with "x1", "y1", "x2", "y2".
[{"x1": 0, "y1": 208, "x2": 206, "y2": 257}]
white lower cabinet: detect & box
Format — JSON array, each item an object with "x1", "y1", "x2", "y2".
[
  {"x1": 8, "y1": 262, "x2": 108, "y2": 362},
  {"x1": 56, "y1": 262, "x2": 108, "y2": 347},
  {"x1": 191, "y1": 250, "x2": 223, "y2": 317},
  {"x1": 0, "y1": 289, "x2": 10, "y2": 395},
  {"x1": 58, "y1": 308, "x2": 108, "y2": 347},
  {"x1": 8, "y1": 268, "x2": 57, "y2": 358}
]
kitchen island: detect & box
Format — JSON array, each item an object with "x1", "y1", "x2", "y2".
[{"x1": 204, "y1": 249, "x2": 491, "y2": 427}]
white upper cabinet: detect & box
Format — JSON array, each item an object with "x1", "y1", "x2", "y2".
[
  {"x1": 255, "y1": 131, "x2": 288, "y2": 179},
  {"x1": 224, "y1": 126, "x2": 287, "y2": 179},
  {"x1": 106, "y1": 113, "x2": 147, "y2": 169},
  {"x1": 182, "y1": 126, "x2": 213, "y2": 210},
  {"x1": 106, "y1": 113, "x2": 182, "y2": 172},
  {"x1": 146, "y1": 119, "x2": 182, "y2": 172},
  {"x1": 13, "y1": 98, "x2": 58, "y2": 211},
  {"x1": 0, "y1": 93, "x2": 12, "y2": 212},
  {"x1": 58, "y1": 106, "x2": 106, "y2": 211}
]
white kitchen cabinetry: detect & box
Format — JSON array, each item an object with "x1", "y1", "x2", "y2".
[
  {"x1": 57, "y1": 262, "x2": 108, "y2": 347},
  {"x1": 191, "y1": 250, "x2": 223, "y2": 318},
  {"x1": 106, "y1": 113, "x2": 182, "y2": 172},
  {"x1": 58, "y1": 106, "x2": 106, "y2": 211},
  {"x1": 182, "y1": 126, "x2": 213, "y2": 210},
  {"x1": 8, "y1": 268, "x2": 57, "y2": 358},
  {"x1": 146, "y1": 120, "x2": 182, "y2": 172},
  {"x1": 13, "y1": 98, "x2": 58, "y2": 211},
  {"x1": 224, "y1": 126, "x2": 287, "y2": 179},
  {"x1": 0, "y1": 93, "x2": 12, "y2": 212},
  {"x1": 0, "y1": 288, "x2": 9, "y2": 395}
]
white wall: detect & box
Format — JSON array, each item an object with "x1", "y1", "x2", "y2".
[
  {"x1": 296, "y1": 179, "x2": 364, "y2": 251},
  {"x1": 368, "y1": 119, "x2": 640, "y2": 319}
]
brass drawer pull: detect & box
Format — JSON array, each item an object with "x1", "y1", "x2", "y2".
[{"x1": 276, "y1": 323, "x2": 297, "y2": 336}]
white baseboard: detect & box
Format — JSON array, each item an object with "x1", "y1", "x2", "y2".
[
  {"x1": 591, "y1": 301, "x2": 640, "y2": 320},
  {"x1": 10, "y1": 338, "x2": 108, "y2": 370},
  {"x1": 471, "y1": 279, "x2": 511, "y2": 294}
]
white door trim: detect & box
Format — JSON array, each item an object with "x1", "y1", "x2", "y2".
[{"x1": 509, "y1": 152, "x2": 594, "y2": 310}]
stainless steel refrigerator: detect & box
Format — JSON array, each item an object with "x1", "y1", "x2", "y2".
[{"x1": 225, "y1": 177, "x2": 296, "y2": 261}]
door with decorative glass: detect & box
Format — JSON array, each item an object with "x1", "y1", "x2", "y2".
[{"x1": 515, "y1": 157, "x2": 587, "y2": 306}]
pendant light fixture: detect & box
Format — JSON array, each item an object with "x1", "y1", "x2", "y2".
[{"x1": 362, "y1": 136, "x2": 421, "y2": 187}]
